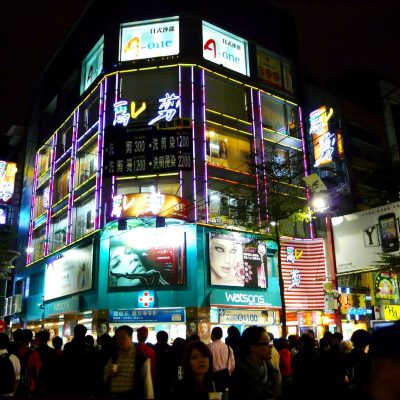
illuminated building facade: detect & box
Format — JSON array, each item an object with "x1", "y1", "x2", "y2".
[{"x1": 13, "y1": 1, "x2": 313, "y2": 340}]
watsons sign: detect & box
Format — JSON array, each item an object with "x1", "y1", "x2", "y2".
[
  {"x1": 202, "y1": 21, "x2": 249, "y2": 76},
  {"x1": 225, "y1": 292, "x2": 267, "y2": 306},
  {"x1": 120, "y1": 17, "x2": 179, "y2": 61},
  {"x1": 209, "y1": 288, "x2": 281, "y2": 307}
]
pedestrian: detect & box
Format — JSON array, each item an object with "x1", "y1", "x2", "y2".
[
  {"x1": 207, "y1": 326, "x2": 235, "y2": 393},
  {"x1": 104, "y1": 325, "x2": 154, "y2": 399},
  {"x1": 153, "y1": 330, "x2": 173, "y2": 399},
  {"x1": 275, "y1": 337, "x2": 292, "y2": 398},
  {"x1": 136, "y1": 326, "x2": 156, "y2": 383},
  {"x1": 229, "y1": 326, "x2": 281, "y2": 400},
  {"x1": 36, "y1": 329, "x2": 56, "y2": 396},
  {"x1": 225, "y1": 326, "x2": 240, "y2": 362},
  {"x1": 171, "y1": 340, "x2": 217, "y2": 400},
  {"x1": 0, "y1": 332, "x2": 21, "y2": 396}
]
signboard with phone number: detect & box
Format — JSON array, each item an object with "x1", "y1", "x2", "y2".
[
  {"x1": 218, "y1": 309, "x2": 273, "y2": 325},
  {"x1": 104, "y1": 124, "x2": 192, "y2": 177},
  {"x1": 109, "y1": 307, "x2": 185, "y2": 323}
]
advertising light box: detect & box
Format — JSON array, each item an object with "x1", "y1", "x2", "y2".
[
  {"x1": 80, "y1": 36, "x2": 104, "y2": 94},
  {"x1": 44, "y1": 244, "x2": 94, "y2": 301},
  {"x1": 208, "y1": 232, "x2": 267, "y2": 288},
  {"x1": 120, "y1": 17, "x2": 179, "y2": 62},
  {"x1": 202, "y1": 21, "x2": 249, "y2": 76},
  {"x1": 0, "y1": 161, "x2": 17, "y2": 202},
  {"x1": 108, "y1": 227, "x2": 186, "y2": 288},
  {"x1": 332, "y1": 201, "x2": 400, "y2": 274}
]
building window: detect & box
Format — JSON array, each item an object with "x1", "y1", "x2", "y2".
[
  {"x1": 37, "y1": 141, "x2": 52, "y2": 178},
  {"x1": 53, "y1": 166, "x2": 70, "y2": 204},
  {"x1": 50, "y1": 213, "x2": 68, "y2": 252},
  {"x1": 116, "y1": 179, "x2": 180, "y2": 196},
  {"x1": 206, "y1": 127, "x2": 251, "y2": 172},
  {"x1": 72, "y1": 196, "x2": 96, "y2": 241},
  {"x1": 76, "y1": 143, "x2": 97, "y2": 186}
]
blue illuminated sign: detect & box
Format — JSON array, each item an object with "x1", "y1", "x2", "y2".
[{"x1": 109, "y1": 307, "x2": 185, "y2": 323}]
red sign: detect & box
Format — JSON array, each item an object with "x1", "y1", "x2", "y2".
[
  {"x1": 281, "y1": 238, "x2": 327, "y2": 310},
  {"x1": 0, "y1": 319, "x2": 5, "y2": 333}
]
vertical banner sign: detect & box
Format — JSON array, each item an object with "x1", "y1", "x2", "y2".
[
  {"x1": 202, "y1": 21, "x2": 249, "y2": 76},
  {"x1": 281, "y1": 238, "x2": 326, "y2": 310},
  {"x1": 309, "y1": 106, "x2": 336, "y2": 167},
  {"x1": 257, "y1": 49, "x2": 282, "y2": 89}
]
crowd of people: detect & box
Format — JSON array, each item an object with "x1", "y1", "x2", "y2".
[{"x1": 0, "y1": 321, "x2": 399, "y2": 399}]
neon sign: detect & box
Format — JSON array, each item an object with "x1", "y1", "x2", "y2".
[
  {"x1": 0, "y1": 161, "x2": 17, "y2": 202},
  {"x1": 148, "y1": 93, "x2": 180, "y2": 125},
  {"x1": 288, "y1": 269, "x2": 301, "y2": 290},
  {"x1": 309, "y1": 106, "x2": 336, "y2": 167},
  {"x1": 202, "y1": 21, "x2": 249, "y2": 76},
  {"x1": 120, "y1": 17, "x2": 179, "y2": 62}
]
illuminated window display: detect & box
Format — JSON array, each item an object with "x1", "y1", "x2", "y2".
[
  {"x1": 56, "y1": 121, "x2": 73, "y2": 156},
  {"x1": 261, "y1": 95, "x2": 286, "y2": 133},
  {"x1": 72, "y1": 197, "x2": 95, "y2": 241},
  {"x1": 31, "y1": 227, "x2": 46, "y2": 261},
  {"x1": 206, "y1": 128, "x2": 251, "y2": 172},
  {"x1": 33, "y1": 186, "x2": 48, "y2": 219},
  {"x1": 50, "y1": 213, "x2": 68, "y2": 252},
  {"x1": 37, "y1": 143, "x2": 52, "y2": 177},
  {"x1": 53, "y1": 166, "x2": 70, "y2": 204},
  {"x1": 76, "y1": 143, "x2": 97, "y2": 186},
  {"x1": 79, "y1": 94, "x2": 100, "y2": 135},
  {"x1": 117, "y1": 179, "x2": 180, "y2": 197}
]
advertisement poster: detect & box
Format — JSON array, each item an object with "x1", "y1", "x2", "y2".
[
  {"x1": 374, "y1": 272, "x2": 399, "y2": 301},
  {"x1": 44, "y1": 244, "x2": 93, "y2": 301},
  {"x1": 202, "y1": 21, "x2": 249, "y2": 76},
  {"x1": 332, "y1": 201, "x2": 400, "y2": 274},
  {"x1": 108, "y1": 227, "x2": 186, "y2": 287},
  {"x1": 120, "y1": 17, "x2": 179, "y2": 62},
  {"x1": 281, "y1": 238, "x2": 326, "y2": 310},
  {"x1": 257, "y1": 49, "x2": 282, "y2": 89},
  {"x1": 80, "y1": 36, "x2": 104, "y2": 94},
  {"x1": 0, "y1": 161, "x2": 17, "y2": 202},
  {"x1": 208, "y1": 232, "x2": 267, "y2": 288}
]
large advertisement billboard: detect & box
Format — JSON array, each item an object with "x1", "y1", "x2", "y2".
[
  {"x1": 80, "y1": 36, "x2": 104, "y2": 94},
  {"x1": 332, "y1": 201, "x2": 400, "y2": 274},
  {"x1": 281, "y1": 238, "x2": 326, "y2": 310},
  {"x1": 108, "y1": 227, "x2": 186, "y2": 288},
  {"x1": 120, "y1": 17, "x2": 179, "y2": 62},
  {"x1": 44, "y1": 244, "x2": 93, "y2": 301},
  {"x1": 202, "y1": 21, "x2": 249, "y2": 76},
  {"x1": 208, "y1": 232, "x2": 267, "y2": 288}
]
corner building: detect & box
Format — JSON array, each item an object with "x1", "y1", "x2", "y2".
[{"x1": 15, "y1": 1, "x2": 308, "y2": 342}]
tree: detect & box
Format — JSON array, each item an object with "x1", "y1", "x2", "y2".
[{"x1": 374, "y1": 252, "x2": 400, "y2": 274}]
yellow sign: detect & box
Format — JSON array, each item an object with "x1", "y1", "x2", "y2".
[
  {"x1": 383, "y1": 305, "x2": 400, "y2": 321},
  {"x1": 0, "y1": 161, "x2": 17, "y2": 202},
  {"x1": 340, "y1": 293, "x2": 366, "y2": 314},
  {"x1": 257, "y1": 50, "x2": 282, "y2": 88}
]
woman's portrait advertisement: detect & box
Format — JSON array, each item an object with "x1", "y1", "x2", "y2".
[
  {"x1": 209, "y1": 232, "x2": 268, "y2": 288},
  {"x1": 108, "y1": 227, "x2": 186, "y2": 288}
]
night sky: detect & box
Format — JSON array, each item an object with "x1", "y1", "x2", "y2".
[{"x1": 1, "y1": 0, "x2": 399, "y2": 144}]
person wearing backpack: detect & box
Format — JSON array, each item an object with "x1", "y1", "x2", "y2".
[{"x1": 0, "y1": 332, "x2": 21, "y2": 396}]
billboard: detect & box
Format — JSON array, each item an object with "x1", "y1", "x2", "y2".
[
  {"x1": 332, "y1": 201, "x2": 400, "y2": 274},
  {"x1": 44, "y1": 244, "x2": 93, "y2": 301},
  {"x1": 108, "y1": 227, "x2": 186, "y2": 288},
  {"x1": 80, "y1": 36, "x2": 104, "y2": 94},
  {"x1": 103, "y1": 123, "x2": 192, "y2": 177},
  {"x1": 281, "y1": 238, "x2": 327, "y2": 310},
  {"x1": 0, "y1": 161, "x2": 18, "y2": 202},
  {"x1": 120, "y1": 17, "x2": 179, "y2": 62},
  {"x1": 208, "y1": 232, "x2": 267, "y2": 288},
  {"x1": 111, "y1": 193, "x2": 189, "y2": 221},
  {"x1": 202, "y1": 21, "x2": 249, "y2": 76}
]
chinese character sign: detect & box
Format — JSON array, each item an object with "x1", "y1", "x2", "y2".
[
  {"x1": 281, "y1": 238, "x2": 327, "y2": 310},
  {"x1": 148, "y1": 93, "x2": 181, "y2": 126},
  {"x1": 0, "y1": 161, "x2": 17, "y2": 202}
]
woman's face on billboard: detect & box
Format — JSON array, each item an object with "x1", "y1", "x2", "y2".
[
  {"x1": 110, "y1": 246, "x2": 146, "y2": 275},
  {"x1": 210, "y1": 238, "x2": 241, "y2": 284}
]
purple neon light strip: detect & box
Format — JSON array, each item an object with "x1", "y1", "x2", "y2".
[
  {"x1": 257, "y1": 90, "x2": 269, "y2": 227},
  {"x1": 95, "y1": 79, "x2": 106, "y2": 229},
  {"x1": 201, "y1": 68, "x2": 208, "y2": 223},
  {"x1": 250, "y1": 88, "x2": 261, "y2": 226},
  {"x1": 190, "y1": 66, "x2": 197, "y2": 221},
  {"x1": 27, "y1": 152, "x2": 40, "y2": 264},
  {"x1": 66, "y1": 110, "x2": 78, "y2": 244},
  {"x1": 178, "y1": 66, "x2": 183, "y2": 198},
  {"x1": 298, "y1": 106, "x2": 314, "y2": 238}
]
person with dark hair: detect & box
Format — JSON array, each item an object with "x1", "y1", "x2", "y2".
[
  {"x1": 36, "y1": 329, "x2": 56, "y2": 396},
  {"x1": 171, "y1": 337, "x2": 187, "y2": 381},
  {"x1": 229, "y1": 326, "x2": 280, "y2": 400},
  {"x1": 291, "y1": 334, "x2": 325, "y2": 400},
  {"x1": 225, "y1": 325, "x2": 240, "y2": 361},
  {"x1": 93, "y1": 333, "x2": 116, "y2": 397},
  {"x1": 208, "y1": 326, "x2": 235, "y2": 393},
  {"x1": 16, "y1": 329, "x2": 42, "y2": 396},
  {"x1": 154, "y1": 330, "x2": 173, "y2": 399},
  {"x1": 104, "y1": 325, "x2": 154, "y2": 399},
  {"x1": 198, "y1": 320, "x2": 212, "y2": 344},
  {"x1": 287, "y1": 334, "x2": 299, "y2": 358},
  {"x1": 137, "y1": 326, "x2": 156, "y2": 383},
  {"x1": 63, "y1": 323, "x2": 95, "y2": 396},
  {"x1": 171, "y1": 340, "x2": 216, "y2": 400},
  {"x1": 275, "y1": 337, "x2": 292, "y2": 398},
  {"x1": 0, "y1": 332, "x2": 20, "y2": 396}
]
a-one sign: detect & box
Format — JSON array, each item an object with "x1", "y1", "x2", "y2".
[
  {"x1": 281, "y1": 238, "x2": 327, "y2": 310},
  {"x1": 120, "y1": 17, "x2": 179, "y2": 62},
  {"x1": 103, "y1": 123, "x2": 192, "y2": 177},
  {"x1": 109, "y1": 307, "x2": 185, "y2": 323},
  {"x1": 309, "y1": 106, "x2": 336, "y2": 167},
  {"x1": 80, "y1": 36, "x2": 104, "y2": 94},
  {"x1": 111, "y1": 192, "x2": 189, "y2": 221},
  {"x1": 202, "y1": 21, "x2": 249, "y2": 76},
  {"x1": 332, "y1": 201, "x2": 400, "y2": 274},
  {"x1": 0, "y1": 161, "x2": 17, "y2": 202},
  {"x1": 44, "y1": 245, "x2": 93, "y2": 301}
]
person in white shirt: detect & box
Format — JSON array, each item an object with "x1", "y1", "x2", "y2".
[
  {"x1": 208, "y1": 327, "x2": 235, "y2": 374},
  {"x1": 0, "y1": 332, "x2": 21, "y2": 396}
]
